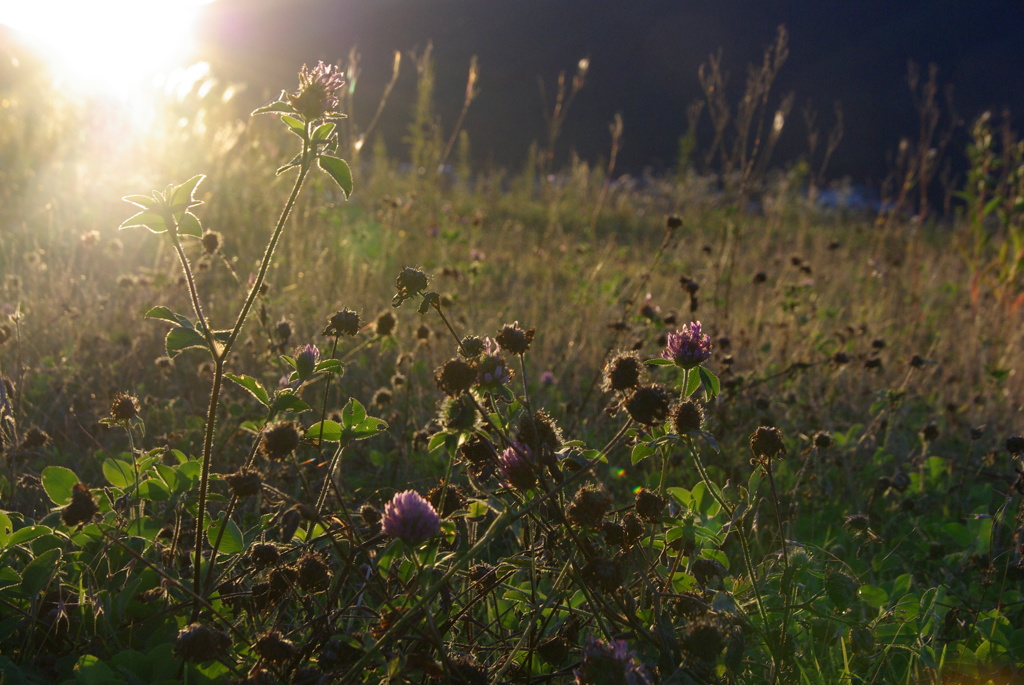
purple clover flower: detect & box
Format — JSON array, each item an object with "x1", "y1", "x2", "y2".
[
  {"x1": 288, "y1": 61, "x2": 345, "y2": 122},
  {"x1": 476, "y1": 354, "x2": 511, "y2": 387},
  {"x1": 497, "y1": 442, "x2": 536, "y2": 491},
  {"x1": 294, "y1": 343, "x2": 320, "y2": 381},
  {"x1": 381, "y1": 490, "x2": 441, "y2": 546},
  {"x1": 574, "y1": 637, "x2": 652, "y2": 685},
  {"x1": 662, "y1": 321, "x2": 712, "y2": 370}
]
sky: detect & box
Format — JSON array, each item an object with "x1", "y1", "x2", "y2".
[{"x1": 4, "y1": 0, "x2": 1023, "y2": 183}]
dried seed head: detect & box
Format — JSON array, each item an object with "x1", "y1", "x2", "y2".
[
  {"x1": 566, "y1": 485, "x2": 613, "y2": 527},
  {"x1": 274, "y1": 319, "x2": 293, "y2": 343},
  {"x1": 255, "y1": 630, "x2": 299, "y2": 663},
  {"x1": 574, "y1": 637, "x2": 652, "y2": 685},
  {"x1": 459, "y1": 435, "x2": 497, "y2": 480},
  {"x1": 1006, "y1": 435, "x2": 1024, "y2": 455},
  {"x1": 749, "y1": 425, "x2": 786, "y2": 466},
  {"x1": 621, "y1": 512, "x2": 646, "y2": 545},
  {"x1": 498, "y1": 442, "x2": 537, "y2": 491},
  {"x1": 435, "y1": 358, "x2": 477, "y2": 397},
  {"x1": 691, "y1": 557, "x2": 727, "y2": 587},
  {"x1": 259, "y1": 421, "x2": 301, "y2": 460},
  {"x1": 224, "y1": 469, "x2": 262, "y2": 498},
  {"x1": 603, "y1": 352, "x2": 644, "y2": 393},
  {"x1": 61, "y1": 483, "x2": 98, "y2": 528},
  {"x1": 373, "y1": 311, "x2": 397, "y2": 337},
  {"x1": 249, "y1": 542, "x2": 281, "y2": 566},
  {"x1": 672, "y1": 400, "x2": 705, "y2": 434},
  {"x1": 392, "y1": 267, "x2": 429, "y2": 307},
  {"x1": 439, "y1": 395, "x2": 479, "y2": 432},
  {"x1": 201, "y1": 229, "x2": 221, "y2": 254},
  {"x1": 634, "y1": 488, "x2": 665, "y2": 522},
  {"x1": 666, "y1": 214, "x2": 683, "y2": 230},
  {"x1": 495, "y1": 322, "x2": 535, "y2": 356},
  {"x1": 920, "y1": 423, "x2": 939, "y2": 442},
  {"x1": 323, "y1": 308, "x2": 362, "y2": 337},
  {"x1": 19, "y1": 426, "x2": 51, "y2": 450},
  {"x1": 360, "y1": 503, "x2": 381, "y2": 525},
  {"x1": 296, "y1": 552, "x2": 332, "y2": 593},
  {"x1": 458, "y1": 335, "x2": 486, "y2": 359},
  {"x1": 624, "y1": 385, "x2": 673, "y2": 426},
  {"x1": 109, "y1": 391, "x2": 140, "y2": 422},
  {"x1": 581, "y1": 556, "x2": 626, "y2": 594},
  {"x1": 468, "y1": 562, "x2": 498, "y2": 591},
  {"x1": 680, "y1": 617, "x2": 728, "y2": 663},
  {"x1": 426, "y1": 482, "x2": 467, "y2": 519},
  {"x1": 174, "y1": 622, "x2": 231, "y2": 662},
  {"x1": 814, "y1": 431, "x2": 833, "y2": 449},
  {"x1": 371, "y1": 387, "x2": 392, "y2": 408},
  {"x1": 514, "y1": 410, "x2": 563, "y2": 455}
]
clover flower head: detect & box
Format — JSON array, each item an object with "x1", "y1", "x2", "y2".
[
  {"x1": 662, "y1": 321, "x2": 712, "y2": 369},
  {"x1": 476, "y1": 354, "x2": 511, "y2": 387},
  {"x1": 289, "y1": 61, "x2": 345, "y2": 122},
  {"x1": 498, "y1": 442, "x2": 536, "y2": 491},
  {"x1": 294, "y1": 344, "x2": 320, "y2": 380},
  {"x1": 381, "y1": 490, "x2": 441, "y2": 545},
  {"x1": 574, "y1": 637, "x2": 652, "y2": 685}
]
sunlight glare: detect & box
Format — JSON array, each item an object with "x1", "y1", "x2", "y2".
[{"x1": 0, "y1": 0, "x2": 214, "y2": 99}]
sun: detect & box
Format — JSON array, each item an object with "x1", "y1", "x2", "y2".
[{"x1": 0, "y1": 0, "x2": 214, "y2": 99}]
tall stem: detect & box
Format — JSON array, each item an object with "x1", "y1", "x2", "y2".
[{"x1": 190, "y1": 152, "x2": 312, "y2": 620}]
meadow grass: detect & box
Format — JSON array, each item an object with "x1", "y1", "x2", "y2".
[{"x1": 0, "y1": 40, "x2": 1023, "y2": 685}]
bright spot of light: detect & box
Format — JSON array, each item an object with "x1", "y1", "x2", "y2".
[{"x1": 0, "y1": 0, "x2": 214, "y2": 99}]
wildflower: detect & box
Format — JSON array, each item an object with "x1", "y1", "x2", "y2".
[
  {"x1": 259, "y1": 421, "x2": 301, "y2": 460},
  {"x1": 109, "y1": 391, "x2": 140, "y2": 422},
  {"x1": 374, "y1": 311, "x2": 397, "y2": 337},
  {"x1": 201, "y1": 229, "x2": 221, "y2": 254},
  {"x1": 381, "y1": 490, "x2": 441, "y2": 545},
  {"x1": 495, "y1": 322, "x2": 535, "y2": 356},
  {"x1": 249, "y1": 542, "x2": 280, "y2": 566},
  {"x1": 288, "y1": 61, "x2": 345, "y2": 122},
  {"x1": 567, "y1": 485, "x2": 613, "y2": 527},
  {"x1": 435, "y1": 358, "x2": 476, "y2": 397},
  {"x1": 295, "y1": 551, "x2": 332, "y2": 593},
  {"x1": 255, "y1": 630, "x2": 299, "y2": 663},
  {"x1": 634, "y1": 488, "x2": 665, "y2": 522},
  {"x1": 662, "y1": 321, "x2": 712, "y2": 369},
  {"x1": 323, "y1": 308, "x2": 362, "y2": 337},
  {"x1": 439, "y1": 395, "x2": 479, "y2": 432},
  {"x1": 749, "y1": 425, "x2": 786, "y2": 466},
  {"x1": 539, "y1": 370, "x2": 556, "y2": 385},
  {"x1": 392, "y1": 267, "x2": 429, "y2": 307},
  {"x1": 602, "y1": 352, "x2": 644, "y2": 393},
  {"x1": 61, "y1": 482, "x2": 98, "y2": 528},
  {"x1": 293, "y1": 343, "x2": 320, "y2": 381},
  {"x1": 671, "y1": 399, "x2": 704, "y2": 434},
  {"x1": 498, "y1": 442, "x2": 536, "y2": 491},
  {"x1": 476, "y1": 354, "x2": 511, "y2": 387},
  {"x1": 224, "y1": 468, "x2": 262, "y2": 498},
  {"x1": 174, "y1": 623, "x2": 231, "y2": 663},
  {"x1": 624, "y1": 384, "x2": 672, "y2": 426},
  {"x1": 458, "y1": 335, "x2": 486, "y2": 359}
]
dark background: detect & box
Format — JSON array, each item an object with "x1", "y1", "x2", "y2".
[{"x1": 31, "y1": 1, "x2": 1024, "y2": 184}]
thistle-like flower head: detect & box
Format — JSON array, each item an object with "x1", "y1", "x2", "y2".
[
  {"x1": 381, "y1": 490, "x2": 441, "y2": 546},
  {"x1": 662, "y1": 321, "x2": 712, "y2": 369},
  {"x1": 288, "y1": 61, "x2": 345, "y2": 122}
]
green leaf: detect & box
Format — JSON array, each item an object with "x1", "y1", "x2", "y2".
[
  {"x1": 144, "y1": 306, "x2": 193, "y2": 327},
  {"x1": 312, "y1": 122, "x2": 336, "y2": 140},
  {"x1": 167, "y1": 174, "x2": 205, "y2": 217},
  {"x1": 119, "y1": 210, "x2": 167, "y2": 233},
  {"x1": 685, "y1": 369, "x2": 702, "y2": 397},
  {"x1": 0, "y1": 512, "x2": 10, "y2": 548},
  {"x1": 348, "y1": 416, "x2": 388, "y2": 441},
  {"x1": 271, "y1": 391, "x2": 310, "y2": 414},
  {"x1": 225, "y1": 374, "x2": 271, "y2": 407},
  {"x1": 341, "y1": 398, "x2": 367, "y2": 428},
  {"x1": 306, "y1": 420, "x2": 342, "y2": 443},
  {"x1": 21, "y1": 548, "x2": 61, "y2": 596},
  {"x1": 644, "y1": 358, "x2": 674, "y2": 366},
  {"x1": 42, "y1": 465, "x2": 80, "y2": 506},
  {"x1": 122, "y1": 194, "x2": 158, "y2": 210},
  {"x1": 206, "y1": 513, "x2": 244, "y2": 555},
  {"x1": 102, "y1": 458, "x2": 134, "y2": 489},
  {"x1": 166, "y1": 326, "x2": 210, "y2": 357},
  {"x1": 314, "y1": 358, "x2": 344, "y2": 375},
  {"x1": 858, "y1": 584, "x2": 889, "y2": 608},
  {"x1": 281, "y1": 114, "x2": 306, "y2": 135},
  {"x1": 318, "y1": 154, "x2": 354, "y2": 198},
  {"x1": 697, "y1": 366, "x2": 720, "y2": 399},
  {"x1": 631, "y1": 442, "x2": 657, "y2": 465},
  {"x1": 7, "y1": 525, "x2": 51, "y2": 547},
  {"x1": 252, "y1": 100, "x2": 297, "y2": 116},
  {"x1": 138, "y1": 479, "x2": 170, "y2": 501},
  {"x1": 0, "y1": 566, "x2": 20, "y2": 591},
  {"x1": 177, "y1": 212, "x2": 203, "y2": 238}
]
